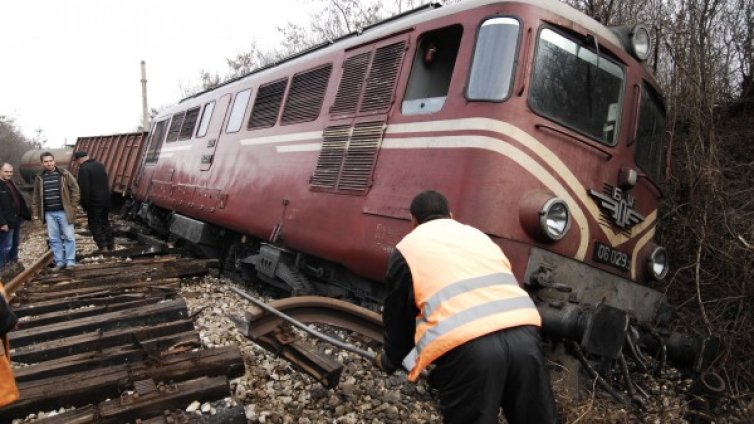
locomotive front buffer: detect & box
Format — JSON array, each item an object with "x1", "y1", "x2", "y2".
[{"x1": 525, "y1": 248, "x2": 721, "y2": 403}]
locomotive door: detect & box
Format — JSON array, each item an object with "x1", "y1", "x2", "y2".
[
  {"x1": 199, "y1": 93, "x2": 232, "y2": 172},
  {"x1": 310, "y1": 33, "x2": 410, "y2": 194}
]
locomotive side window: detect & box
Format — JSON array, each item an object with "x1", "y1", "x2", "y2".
[
  {"x1": 144, "y1": 119, "x2": 169, "y2": 164},
  {"x1": 467, "y1": 17, "x2": 520, "y2": 101},
  {"x1": 179, "y1": 106, "x2": 201, "y2": 140},
  {"x1": 195, "y1": 101, "x2": 215, "y2": 138},
  {"x1": 635, "y1": 83, "x2": 667, "y2": 184},
  {"x1": 529, "y1": 28, "x2": 625, "y2": 146},
  {"x1": 226, "y1": 89, "x2": 252, "y2": 133},
  {"x1": 402, "y1": 25, "x2": 462, "y2": 115},
  {"x1": 165, "y1": 111, "x2": 186, "y2": 143}
]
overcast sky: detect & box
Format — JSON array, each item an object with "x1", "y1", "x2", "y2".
[{"x1": 0, "y1": 0, "x2": 314, "y2": 147}]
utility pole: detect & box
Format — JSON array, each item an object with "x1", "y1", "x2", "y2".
[{"x1": 141, "y1": 60, "x2": 150, "y2": 131}]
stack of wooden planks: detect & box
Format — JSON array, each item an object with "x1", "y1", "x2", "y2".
[{"x1": 1, "y1": 255, "x2": 247, "y2": 423}]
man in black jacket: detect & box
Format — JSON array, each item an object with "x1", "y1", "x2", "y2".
[
  {"x1": 73, "y1": 152, "x2": 114, "y2": 252},
  {"x1": 0, "y1": 163, "x2": 31, "y2": 275}
]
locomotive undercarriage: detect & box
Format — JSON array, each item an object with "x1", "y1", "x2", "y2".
[
  {"x1": 129, "y1": 201, "x2": 721, "y2": 404},
  {"x1": 525, "y1": 247, "x2": 721, "y2": 403},
  {"x1": 227, "y1": 242, "x2": 388, "y2": 310},
  {"x1": 129, "y1": 202, "x2": 388, "y2": 308}
]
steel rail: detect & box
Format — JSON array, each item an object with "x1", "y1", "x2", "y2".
[
  {"x1": 231, "y1": 286, "x2": 378, "y2": 360},
  {"x1": 243, "y1": 295, "x2": 383, "y2": 342},
  {"x1": 5, "y1": 250, "x2": 53, "y2": 296}
]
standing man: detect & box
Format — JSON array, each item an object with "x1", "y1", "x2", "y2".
[
  {"x1": 32, "y1": 152, "x2": 80, "y2": 271},
  {"x1": 0, "y1": 163, "x2": 31, "y2": 277},
  {"x1": 73, "y1": 151, "x2": 114, "y2": 252},
  {"x1": 374, "y1": 190, "x2": 557, "y2": 424}
]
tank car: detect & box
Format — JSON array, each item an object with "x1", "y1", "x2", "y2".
[
  {"x1": 19, "y1": 148, "x2": 73, "y2": 185},
  {"x1": 130, "y1": 0, "x2": 716, "y2": 372}
]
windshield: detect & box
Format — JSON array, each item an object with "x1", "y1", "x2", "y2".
[
  {"x1": 529, "y1": 28, "x2": 625, "y2": 145},
  {"x1": 635, "y1": 83, "x2": 667, "y2": 184}
]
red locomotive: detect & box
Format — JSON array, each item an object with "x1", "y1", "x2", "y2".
[{"x1": 80, "y1": 0, "x2": 716, "y2": 373}]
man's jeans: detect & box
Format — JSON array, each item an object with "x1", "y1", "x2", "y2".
[
  {"x1": 0, "y1": 228, "x2": 11, "y2": 269},
  {"x1": 45, "y1": 211, "x2": 76, "y2": 267},
  {"x1": 8, "y1": 220, "x2": 20, "y2": 262}
]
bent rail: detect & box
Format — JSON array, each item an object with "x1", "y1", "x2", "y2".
[
  {"x1": 236, "y1": 291, "x2": 384, "y2": 388},
  {"x1": 242, "y1": 293, "x2": 383, "y2": 343}
]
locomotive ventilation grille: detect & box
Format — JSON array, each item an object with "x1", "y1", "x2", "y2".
[
  {"x1": 314, "y1": 40, "x2": 404, "y2": 192},
  {"x1": 249, "y1": 79, "x2": 288, "y2": 129},
  {"x1": 360, "y1": 42, "x2": 405, "y2": 113},
  {"x1": 330, "y1": 41, "x2": 406, "y2": 116},
  {"x1": 310, "y1": 121, "x2": 386, "y2": 192},
  {"x1": 330, "y1": 53, "x2": 370, "y2": 115},
  {"x1": 281, "y1": 64, "x2": 333, "y2": 125}
]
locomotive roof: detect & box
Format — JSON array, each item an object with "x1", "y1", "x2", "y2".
[{"x1": 174, "y1": 0, "x2": 623, "y2": 109}]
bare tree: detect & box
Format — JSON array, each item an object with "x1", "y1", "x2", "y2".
[
  {"x1": 568, "y1": 0, "x2": 754, "y2": 391},
  {"x1": 271, "y1": 0, "x2": 385, "y2": 54},
  {"x1": 181, "y1": 0, "x2": 435, "y2": 97},
  {"x1": 0, "y1": 116, "x2": 34, "y2": 179}
]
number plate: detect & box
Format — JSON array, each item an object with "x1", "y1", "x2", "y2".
[{"x1": 592, "y1": 242, "x2": 631, "y2": 272}]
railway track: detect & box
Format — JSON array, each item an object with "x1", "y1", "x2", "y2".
[
  {"x1": 1, "y1": 222, "x2": 436, "y2": 423},
  {"x1": 2, "y1": 231, "x2": 247, "y2": 423},
  {"x1": 7, "y1": 222, "x2": 737, "y2": 424},
  {"x1": 5, "y1": 220, "x2": 742, "y2": 422}
]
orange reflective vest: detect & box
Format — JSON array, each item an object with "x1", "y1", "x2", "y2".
[
  {"x1": 0, "y1": 283, "x2": 19, "y2": 408},
  {"x1": 396, "y1": 219, "x2": 541, "y2": 382}
]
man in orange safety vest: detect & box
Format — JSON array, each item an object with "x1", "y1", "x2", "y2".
[
  {"x1": 0, "y1": 281, "x2": 19, "y2": 408},
  {"x1": 374, "y1": 190, "x2": 557, "y2": 424}
]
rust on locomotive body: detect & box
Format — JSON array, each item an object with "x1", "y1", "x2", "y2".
[{"x1": 121, "y1": 0, "x2": 708, "y2": 373}]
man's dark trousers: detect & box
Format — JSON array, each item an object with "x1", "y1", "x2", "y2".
[
  {"x1": 86, "y1": 208, "x2": 113, "y2": 250},
  {"x1": 427, "y1": 325, "x2": 558, "y2": 424}
]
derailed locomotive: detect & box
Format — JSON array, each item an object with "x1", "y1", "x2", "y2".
[{"x1": 106, "y1": 0, "x2": 716, "y2": 378}]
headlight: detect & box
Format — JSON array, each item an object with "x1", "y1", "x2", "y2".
[
  {"x1": 540, "y1": 198, "x2": 571, "y2": 240},
  {"x1": 647, "y1": 245, "x2": 669, "y2": 280},
  {"x1": 630, "y1": 24, "x2": 651, "y2": 61}
]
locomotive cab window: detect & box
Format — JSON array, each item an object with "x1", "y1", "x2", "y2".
[
  {"x1": 195, "y1": 101, "x2": 215, "y2": 138},
  {"x1": 144, "y1": 119, "x2": 168, "y2": 164},
  {"x1": 635, "y1": 83, "x2": 667, "y2": 184},
  {"x1": 226, "y1": 89, "x2": 252, "y2": 133},
  {"x1": 165, "y1": 111, "x2": 186, "y2": 143},
  {"x1": 529, "y1": 28, "x2": 625, "y2": 145},
  {"x1": 402, "y1": 25, "x2": 462, "y2": 115},
  {"x1": 179, "y1": 106, "x2": 200, "y2": 140},
  {"x1": 467, "y1": 17, "x2": 520, "y2": 101}
]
